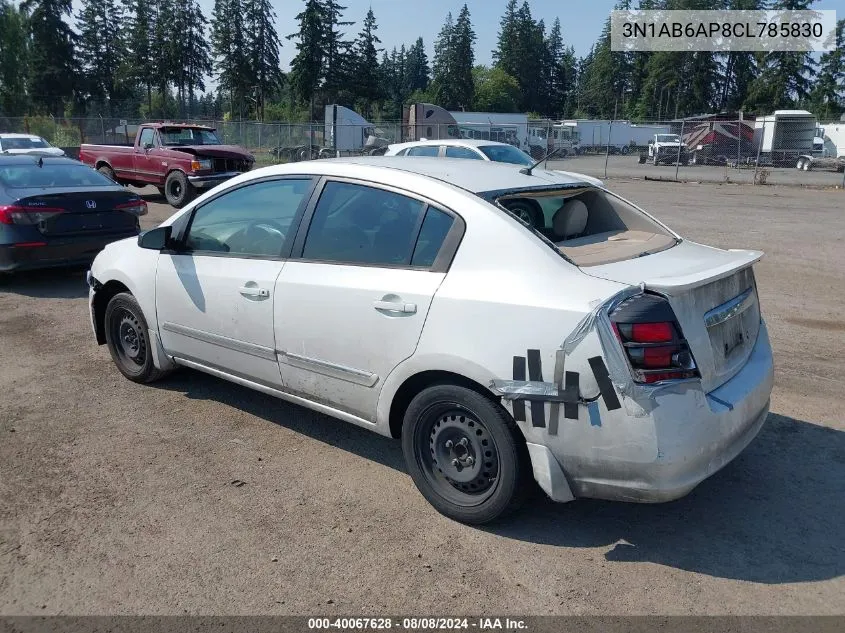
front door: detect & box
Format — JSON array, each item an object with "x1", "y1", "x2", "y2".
[
  {"x1": 156, "y1": 177, "x2": 315, "y2": 387},
  {"x1": 133, "y1": 127, "x2": 165, "y2": 184},
  {"x1": 274, "y1": 179, "x2": 459, "y2": 420}
]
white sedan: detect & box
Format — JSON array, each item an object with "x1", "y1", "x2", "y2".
[
  {"x1": 87, "y1": 157, "x2": 774, "y2": 524},
  {"x1": 0, "y1": 133, "x2": 66, "y2": 156}
]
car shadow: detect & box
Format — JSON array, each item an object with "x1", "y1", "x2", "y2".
[
  {"x1": 156, "y1": 369, "x2": 843, "y2": 585},
  {"x1": 0, "y1": 265, "x2": 89, "y2": 298}
]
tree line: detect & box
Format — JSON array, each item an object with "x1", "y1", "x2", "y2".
[{"x1": 0, "y1": 0, "x2": 843, "y2": 123}]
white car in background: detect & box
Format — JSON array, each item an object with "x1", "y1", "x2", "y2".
[
  {"x1": 0, "y1": 133, "x2": 66, "y2": 156},
  {"x1": 87, "y1": 156, "x2": 773, "y2": 525},
  {"x1": 384, "y1": 139, "x2": 604, "y2": 226}
]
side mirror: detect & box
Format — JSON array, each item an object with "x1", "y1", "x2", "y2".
[{"x1": 138, "y1": 225, "x2": 172, "y2": 250}]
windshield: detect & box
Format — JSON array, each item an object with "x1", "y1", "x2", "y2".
[
  {"x1": 160, "y1": 128, "x2": 222, "y2": 146},
  {"x1": 478, "y1": 144, "x2": 534, "y2": 166},
  {"x1": 1, "y1": 137, "x2": 51, "y2": 150},
  {"x1": 0, "y1": 163, "x2": 115, "y2": 188},
  {"x1": 656, "y1": 134, "x2": 681, "y2": 143}
]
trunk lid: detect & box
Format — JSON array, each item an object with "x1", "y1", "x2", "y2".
[
  {"x1": 582, "y1": 240, "x2": 763, "y2": 392},
  {"x1": 13, "y1": 189, "x2": 140, "y2": 237}
]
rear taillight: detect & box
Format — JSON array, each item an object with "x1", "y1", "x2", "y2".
[
  {"x1": 114, "y1": 200, "x2": 148, "y2": 216},
  {"x1": 0, "y1": 204, "x2": 64, "y2": 225},
  {"x1": 611, "y1": 294, "x2": 699, "y2": 385}
]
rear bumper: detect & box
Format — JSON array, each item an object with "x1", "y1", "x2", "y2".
[
  {"x1": 555, "y1": 320, "x2": 775, "y2": 503},
  {"x1": 0, "y1": 231, "x2": 138, "y2": 273},
  {"x1": 187, "y1": 171, "x2": 246, "y2": 189}
]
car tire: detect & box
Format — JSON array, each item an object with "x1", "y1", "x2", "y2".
[
  {"x1": 97, "y1": 164, "x2": 116, "y2": 182},
  {"x1": 401, "y1": 384, "x2": 532, "y2": 525},
  {"x1": 164, "y1": 170, "x2": 195, "y2": 208},
  {"x1": 502, "y1": 199, "x2": 542, "y2": 229},
  {"x1": 638, "y1": 154, "x2": 646, "y2": 164},
  {"x1": 104, "y1": 292, "x2": 171, "y2": 384}
]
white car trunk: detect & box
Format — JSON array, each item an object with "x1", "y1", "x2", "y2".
[{"x1": 580, "y1": 240, "x2": 763, "y2": 393}]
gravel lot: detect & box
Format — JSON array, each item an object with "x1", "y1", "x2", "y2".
[{"x1": 1, "y1": 180, "x2": 843, "y2": 615}]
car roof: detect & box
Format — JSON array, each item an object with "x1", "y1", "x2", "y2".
[
  {"x1": 390, "y1": 139, "x2": 516, "y2": 150},
  {"x1": 0, "y1": 155, "x2": 81, "y2": 165},
  {"x1": 145, "y1": 122, "x2": 215, "y2": 130},
  {"x1": 258, "y1": 156, "x2": 590, "y2": 194}
]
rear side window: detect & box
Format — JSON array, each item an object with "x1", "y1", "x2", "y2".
[
  {"x1": 445, "y1": 146, "x2": 483, "y2": 160},
  {"x1": 411, "y1": 208, "x2": 454, "y2": 267},
  {"x1": 0, "y1": 163, "x2": 114, "y2": 188},
  {"x1": 407, "y1": 146, "x2": 439, "y2": 157},
  {"x1": 302, "y1": 181, "x2": 428, "y2": 266}
]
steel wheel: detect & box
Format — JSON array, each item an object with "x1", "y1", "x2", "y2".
[
  {"x1": 420, "y1": 407, "x2": 501, "y2": 506},
  {"x1": 109, "y1": 306, "x2": 147, "y2": 371}
]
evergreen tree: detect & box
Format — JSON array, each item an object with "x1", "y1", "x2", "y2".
[
  {"x1": 0, "y1": 0, "x2": 29, "y2": 116},
  {"x1": 244, "y1": 0, "x2": 283, "y2": 119},
  {"x1": 744, "y1": 0, "x2": 818, "y2": 112},
  {"x1": 287, "y1": 0, "x2": 325, "y2": 112},
  {"x1": 405, "y1": 38, "x2": 430, "y2": 95},
  {"x1": 808, "y1": 19, "x2": 844, "y2": 119},
  {"x1": 212, "y1": 0, "x2": 251, "y2": 117},
  {"x1": 350, "y1": 8, "x2": 382, "y2": 111},
  {"x1": 319, "y1": 0, "x2": 354, "y2": 104},
  {"x1": 451, "y1": 5, "x2": 476, "y2": 109},
  {"x1": 126, "y1": 0, "x2": 156, "y2": 117},
  {"x1": 75, "y1": 0, "x2": 126, "y2": 116},
  {"x1": 431, "y1": 12, "x2": 455, "y2": 107},
  {"x1": 21, "y1": 0, "x2": 77, "y2": 115},
  {"x1": 172, "y1": 0, "x2": 211, "y2": 117}
]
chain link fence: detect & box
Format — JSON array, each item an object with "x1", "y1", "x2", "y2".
[{"x1": 2, "y1": 115, "x2": 843, "y2": 187}]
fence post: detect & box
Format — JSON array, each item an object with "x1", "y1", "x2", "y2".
[
  {"x1": 737, "y1": 111, "x2": 743, "y2": 171},
  {"x1": 753, "y1": 118, "x2": 764, "y2": 185},
  {"x1": 675, "y1": 119, "x2": 685, "y2": 181},
  {"x1": 604, "y1": 119, "x2": 612, "y2": 179},
  {"x1": 50, "y1": 114, "x2": 57, "y2": 144},
  {"x1": 99, "y1": 114, "x2": 104, "y2": 143}
]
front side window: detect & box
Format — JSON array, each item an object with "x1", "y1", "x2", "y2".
[
  {"x1": 302, "y1": 181, "x2": 428, "y2": 266},
  {"x1": 138, "y1": 128, "x2": 156, "y2": 148},
  {"x1": 445, "y1": 146, "x2": 484, "y2": 160},
  {"x1": 184, "y1": 179, "x2": 312, "y2": 257},
  {"x1": 407, "y1": 145, "x2": 439, "y2": 157}
]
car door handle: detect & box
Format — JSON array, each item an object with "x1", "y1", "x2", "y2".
[
  {"x1": 239, "y1": 285, "x2": 269, "y2": 298},
  {"x1": 373, "y1": 300, "x2": 417, "y2": 314}
]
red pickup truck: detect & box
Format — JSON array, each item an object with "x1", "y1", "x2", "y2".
[{"x1": 78, "y1": 122, "x2": 255, "y2": 208}]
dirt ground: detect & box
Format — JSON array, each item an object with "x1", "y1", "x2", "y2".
[{"x1": 1, "y1": 179, "x2": 843, "y2": 616}]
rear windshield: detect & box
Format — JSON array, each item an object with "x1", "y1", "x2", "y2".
[
  {"x1": 0, "y1": 163, "x2": 116, "y2": 188},
  {"x1": 1, "y1": 137, "x2": 51, "y2": 150},
  {"x1": 478, "y1": 144, "x2": 533, "y2": 166},
  {"x1": 490, "y1": 186, "x2": 678, "y2": 267},
  {"x1": 160, "y1": 128, "x2": 221, "y2": 146}
]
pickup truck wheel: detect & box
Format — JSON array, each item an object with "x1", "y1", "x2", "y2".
[
  {"x1": 164, "y1": 171, "x2": 195, "y2": 208},
  {"x1": 402, "y1": 384, "x2": 531, "y2": 525},
  {"x1": 104, "y1": 292, "x2": 171, "y2": 384},
  {"x1": 97, "y1": 165, "x2": 116, "y2": 182}
]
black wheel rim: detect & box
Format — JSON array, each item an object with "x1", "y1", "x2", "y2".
[
  {"x1": 169, "y1": 180, "x2": 182, "y2": 199},
  {"x1": 110, "y1": 307, "x2": 147, "y2": 370},
  {"x1": 415, "y1": 405, "x2": 501, "y2": 507}
]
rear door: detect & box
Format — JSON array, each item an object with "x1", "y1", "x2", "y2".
[
  {"x1": 156, "y1": 177, "x2": 316, "y2": 387},
  {"x1": 274, "y1": 178, "x2": 462, "y2": 420}
]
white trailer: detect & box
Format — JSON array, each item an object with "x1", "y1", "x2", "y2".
[
  {"x1": 752, "y1": 109, "x2": 817, "y2": 167},
  {"x1": 796, "y1": 121, "x2": 845, "y2": 172},
  {"x1": 324, "y1": 105, "x2": 379, "y2": 153},
  {"x1": 563, "y1": 120, "x2": 670, "y2": 154}
]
